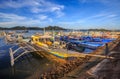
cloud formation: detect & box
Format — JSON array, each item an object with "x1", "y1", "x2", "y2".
[
  {"x1": 0, "y1": 12, "x2": 52, "y2": 27},
  {"x1": 79, "y1": 0, "x2": 120, "y2": 6},
  {"x1": 0, "y1": 12, "x2": 27, "y2": 23},
  {"x1": 0, "y1": 0, "x2": 119, "y2": 29},
  {"x1": 0, "y1": 0, "x2": 64, "y2": 17},
  {"x1": 0, "y1": 0, "x2": 65, "y2": 27}
]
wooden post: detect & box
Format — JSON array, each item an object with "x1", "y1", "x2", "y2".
[
  {"x1": 9, "y1": 48, "x2": 15, "y2": 79},
  {"x1": 105, "y1": 43, "x2": 109, "y2": 57},
  {"x1": 9, "y1": 48, "x2": 14, "y2": 66},
  {"x1": 11, "y1": 65, "x2": 15, "y2": 79}
]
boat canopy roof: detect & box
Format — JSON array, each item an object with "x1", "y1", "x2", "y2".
[
  {"x1": 31, "y1": 35, "x2": 52, "y2": 39},
  {"x1": 40, "y1": 35, "x2": 52, "y2": 38}
]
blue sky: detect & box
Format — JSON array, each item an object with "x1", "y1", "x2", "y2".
[{"x1": 0, "y1": 0, "x2": 120, "y2": 29}]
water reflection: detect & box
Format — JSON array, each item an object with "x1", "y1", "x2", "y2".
[
  {"x1": 0, "y1": 37, "x2": 55, "y2": 79},
  {"x1": 1, "y1": 51, "x2": 54, "y2": 79}
]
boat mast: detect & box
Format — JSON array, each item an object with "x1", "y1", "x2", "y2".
[
  {"x1": 52, "y1": 29, "x2": 55, "y2": 48},
  {"x1": 44, "y1": 27, "x2": 46, "y2": 35}
]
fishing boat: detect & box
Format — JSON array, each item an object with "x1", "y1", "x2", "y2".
[
  {"x1": 59, "y1": 36, "x2": 115, "y2": 50},
  {"x1": 30, "y1": 34, "x2": 85, "y2": 58},
  {"x1": 31, "y1": 34, "x2": 53, "y2": 48}
]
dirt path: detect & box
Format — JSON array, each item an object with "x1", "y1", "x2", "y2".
[{"x1": 60, "y1": 37, "x2": 120, "y2": 79}]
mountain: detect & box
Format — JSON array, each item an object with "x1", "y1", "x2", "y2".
[
  {"x1": 88, "y1": 29, "x2": 111, "y2": 31},
  {"x1": 45, "y1": 26, "x2": 66, "y2": 30},
  {"x1": 0, "y1": 26, "x2": 119, "y2": 31},
  {"x1": 0, "y1": 26, "x2": 66, "y2": 30}
]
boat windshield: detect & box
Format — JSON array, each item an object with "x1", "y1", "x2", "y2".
[{"x1": 39, "y1": 38, "x2": 53, "y2": 43}]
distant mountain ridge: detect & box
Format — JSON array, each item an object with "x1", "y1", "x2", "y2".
[
  {"x1": 0, "y1": 26, "x2": 119, "y2": 31},
  {"x1": 45, "y1": 26, "x2": 65, "y2": 30},
  {"x1": 0, "y1": 26, "x2": 66, "y2": 30}
]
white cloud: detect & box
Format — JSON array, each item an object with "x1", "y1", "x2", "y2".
[
  {"x1": 107, "y1": 14, "x2": 117, "y2": 18},
  {"x1": 0, "y1": 12, "x2": 27, "y2": 21},
  {"x1": 56, "y1": 11, "x2": 65, "y2": 18},
  {"x1": 31, "y1": 7, "x2": 42, "y2": 13},
  {"x1": 79, "y1": 0, "x2": 120, "y2": 6},
  {"x1": 77, "y1": 12, "x2": 118, "y2": 23},
  {"x1": 0, "y1": 22, "x2": 17, "y2": 26},
  {"x1": 37, "y1": 15, "x2": 48, "y2": 20},
  {"x1": 0, "y1": 20, "x2": 41, "y2": 27},
  {"x1": 0, "y1": 0, "x2": 41, "y2": 8},
  {"x1": 0, "y1": 0, "x2": 65, "y2": 27},
  {"x1": 30, "y1": 0, "x2": 64, "y2": 17},
  {"x1": 48, "y1": 18, "x2": 53, "y2": 22},
  {"x1": 0, "y1": 0, "x2": 65, "y2": 17},
  {"x1": 0, "y1": 12, "x2": 54, "y2": 27}
]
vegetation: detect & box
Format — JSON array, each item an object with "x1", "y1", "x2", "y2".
[
  {"x1": 45, "y1": 26, "x2": 66, "y2": 30},
  {"x1": 0, "y1": 26, "x2": 119, "y2": 31},
  {"x1": 88, "y1": 29, "x2": 112, "y2": 31},
  {"x1": 0, "y1": 26, "x2": 66, "y2": 30}
]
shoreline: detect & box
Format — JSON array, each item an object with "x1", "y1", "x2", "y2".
[{"x1": 60, "y1": 36, "x2": 120, "y2": 79}]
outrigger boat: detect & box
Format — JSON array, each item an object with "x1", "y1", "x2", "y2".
[
  {"x1": 30, "y1": 31, "x2": 114, "y2": 58},
  {"x1": 31, "y1": 34, "x2": 53, "y2": 48},
  {"x1": 60, "y1": 36, "x2": 115, "y2": 50},
  {"x1": 30, "y1": 34, "x2": 85, "y2": 58}
]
